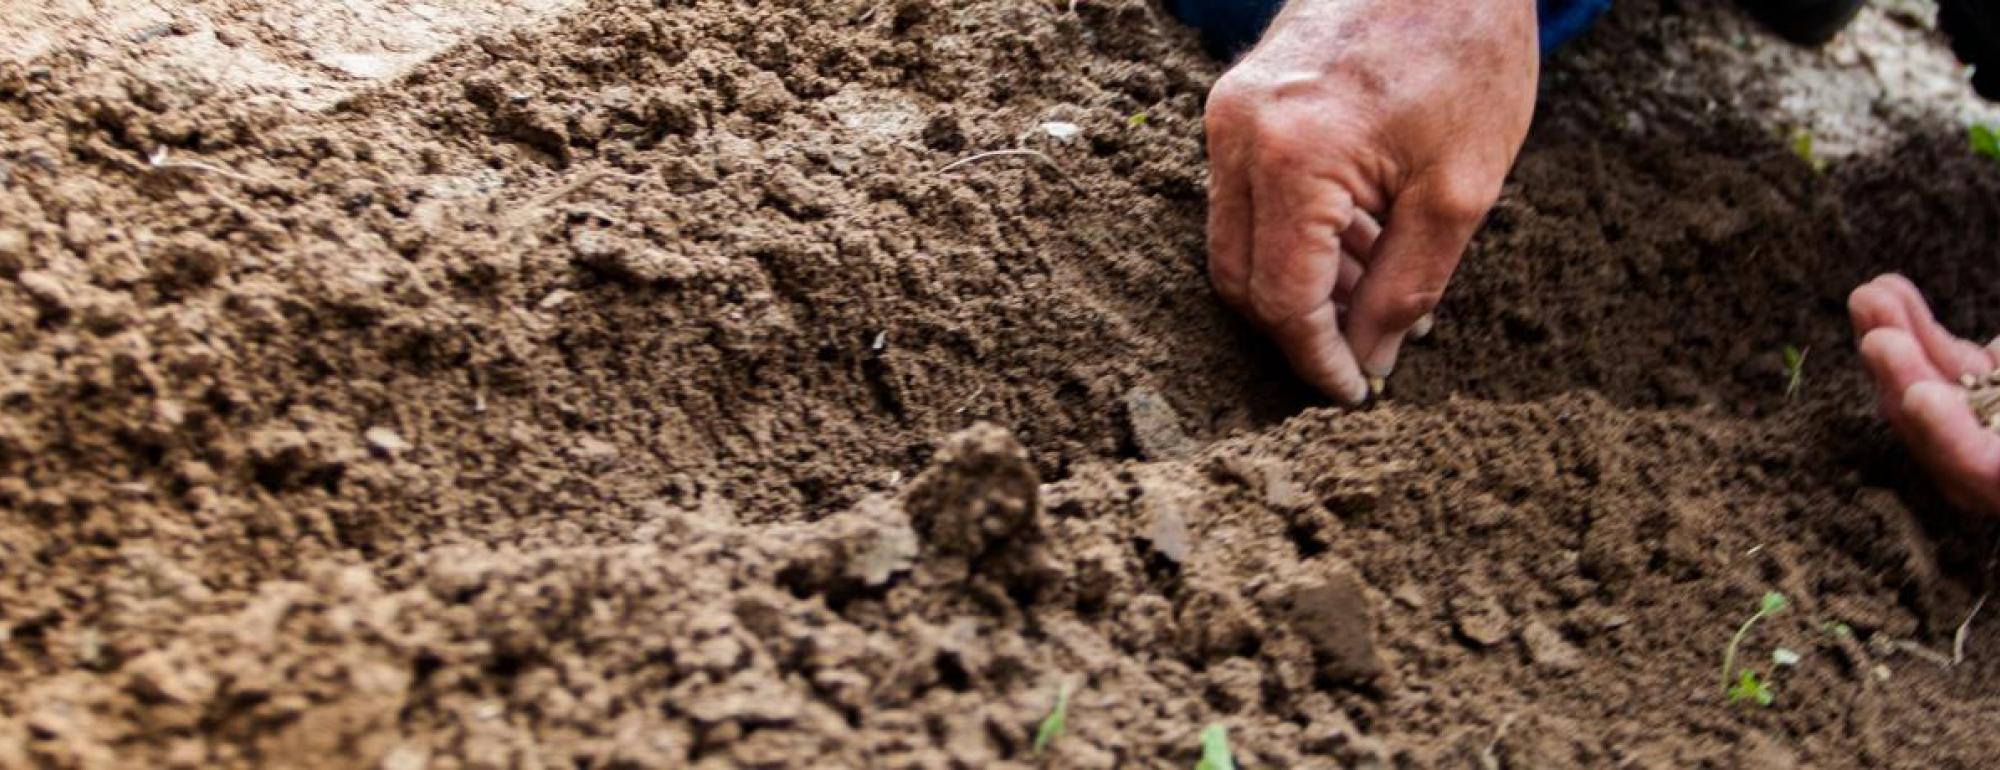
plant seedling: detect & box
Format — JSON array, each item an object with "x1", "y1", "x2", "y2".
[
  {"x1": 1128, "y1": 112, "x2": 1149, "y2": 128},
  {"x1": 1194, "y1": 724, "x2": 1236, "y2": 770},
  {"x1": 1782, "y1": 345, "x2": 1807, "y2": 400},
  {"x1": 1727, "y1": 669, "x2": 1775, "y2": 707},
  {"x1": 1789, "y1": 128, "x2": 1826, "y2": 173},
  {"x1": 1721, "y1": 592, "x2": 1788, "y2": 706},
  {"x1": 1033, "y1": 682, "x2": 1071, "y2": 756},
  {"x1": 1973, "y1": 123, "x2": 2000, "y2": 163}
]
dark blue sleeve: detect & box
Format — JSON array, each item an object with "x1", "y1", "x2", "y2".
[{"x1": 1167, "y1": 0, "x2": 1611, "y2": 59}]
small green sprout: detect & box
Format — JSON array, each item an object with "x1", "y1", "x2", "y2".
[
  {"x1": 1194, "y1": 724, "x2": 1236, "y2": 770},
  {"x1": 1782, "y1": 345, "x2": 1808, "y2": 400},
  {"x1": 1789, "y1": 128, "x2": 1826, "y2": 173},
  {"x1": 1973, "y1": 123, "x2": 2000, "y2": 163},
  {"x1": 1128, "y1": 112, "x2": 1149, "y2": 128},
  {"x1": 1824, "y1": 621, "x2": 1853, "y2": 638},
  {"x1": 1726, "y1": 669, "x2": 1776, "y2": 707},
  {"x1": 1721, "y1": 592, "x2": 1788, "y2": 706},
  {"x1": 1033, "y1": 682, "x2": 1071, "y2": 756}
]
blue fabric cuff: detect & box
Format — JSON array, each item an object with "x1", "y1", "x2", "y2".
[{"x1": 1167, "y1": 0, "x2": 1612, "y2": 58}]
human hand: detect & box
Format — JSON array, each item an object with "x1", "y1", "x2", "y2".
[
  {"x1": 1850, "y1": 274, "x2": 2000, "y2": 514},
  {"x1": 1203, "y1": 0, "x2": 1539, "y2": 402}
]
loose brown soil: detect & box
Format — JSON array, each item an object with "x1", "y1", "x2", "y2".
[{"x1": 4, "y1": 0, "x2": 2000, "y2": 767}]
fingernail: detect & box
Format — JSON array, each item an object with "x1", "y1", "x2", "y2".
[
  {"x1": 1410, "y1": 313, "x2": 1435, "y2": 340},
  {"x1": 1364, "y1": 331, "x2": 1407, "y2": 379},
  {"x1": 1335, "y1": 374, "x2": 1370, "y2": 406}
]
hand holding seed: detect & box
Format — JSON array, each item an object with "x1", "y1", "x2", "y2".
[
  {"x1": 1202, "y1": 0, "x2": 1538, "y2": 403},
  {"x1": 1850, "y1": 274, "x2": 2000, "y2": 514}
]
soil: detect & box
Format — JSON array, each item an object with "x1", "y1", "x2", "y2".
[{"x1": 3, "y1": 0, "x2": 2000, "y2": 767}]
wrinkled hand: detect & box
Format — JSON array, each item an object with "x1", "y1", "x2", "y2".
[
  {"x1": 1851, "y1": 274, "x2": 2000, "y2": 514},
  {"x1": 1204, "y1": 0, "x2": 1539, "y2": 402}
]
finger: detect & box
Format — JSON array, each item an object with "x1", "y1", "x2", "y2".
[
  {"x1": 1860, "y1": 328, "x2": 1944, "y2": 428},
  {"x1": 1848, "y1": 277, "x2": 1906, "y2": 340},
  {"x1": 1247, "y1": 164, "x2": 1366, "y2": 404},
  {"x1": 1206, "y1": 148, "x2": 1254, "y2": 312},
  {"x1": 1902, "y1": 380, "x2": 2000, "y2": 513},
  {"x1": 1270, "y1": 303, "x2": 1370, "y2": 405},
  {"x1": 1875, "y1": 274, "x2": 1996, "y2": 378},
  {"x1": 1342, "y1": 208, "x2": 1383, "y2": 259},
  {"x1": 1335, "y1": 253, "x2": 1365, "y2": 302},
  {"x1": 1410, "y1": 313, "x2": 1436, "y2": 340},
  {"x1": 1346, "y1": 179, "x2": 1489, "y2": 377}
]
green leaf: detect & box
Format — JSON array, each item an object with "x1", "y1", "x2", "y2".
[
  {"x1": 1033, "y1": 683, "x2": 1071, "y2": 756},
  {"x1": 1973, "y1": 123, "x2": 2000, "y2": 162},
  {"x1": 1759, "y1": 592, "x2": 1788, "y2": 616},
  {"x1": 1789, "y1": 129, "x2": 1825, "y2": 173},
  {"x1": 1127, "y1": 112, "x2": 1149, "y2": 127},
  {"x1": 1194, "y1": 724, "x2": 1235, "y2": 770},
  {"x1": 1726, "y1": 669, "x2": 1774, "y2": 707},
  {"x1": 1782, "y1": 345, "x2": 1802, "y2": 370}
]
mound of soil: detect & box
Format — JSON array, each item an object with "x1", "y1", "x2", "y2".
[{"x1": 3, "y1": 0, "x2": 1999, "y2": 767}]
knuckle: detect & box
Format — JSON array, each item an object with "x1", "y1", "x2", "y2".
[
  {"x1": 1427, "y1": 176, "x2": 1502, "y2": 225},
  {"x1": 1378, "y1": 287, "x2": 1445, "y2": 328},
  {"x1": 1244, "y1": 291, "x2": 1301, "y2": 330},
  {"x1": 1204, "y1": 77, "x2": 1259, "y2": 130}
]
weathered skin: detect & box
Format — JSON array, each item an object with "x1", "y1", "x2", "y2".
[{"x1": 1202, "y1": 0, "x2": 1539, "y2": 403}]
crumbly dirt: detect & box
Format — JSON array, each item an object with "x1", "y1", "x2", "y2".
[{"x1": 4, "y1": 0, "x2": 2000, "y2": 767}]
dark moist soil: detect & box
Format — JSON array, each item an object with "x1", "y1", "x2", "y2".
[{"x1": 3, "y1": 0, "x2": 2000, "y2": 767}]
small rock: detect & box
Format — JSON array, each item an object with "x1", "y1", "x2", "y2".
[
  {"x1": 576, "y1": 436, "x2": 619, "y2": 461},
  {"x1": 0, "y1": 228, "x2": 26, "y2": 274},
  {"x1": 1124, "y1": 385, "x2": 1195, "y2": 460},
  {"x1": 537, "y1": 289, "x2": 574, "y2": 310},
  {"x1": 1255, "y1": 459, "x2": 1311, "y2": 511},
  {"x1": 1134, "y1": 474, "x2": 1198, "y2": 564},
  {"x1": 363, "y1": 426, "x2": 409, "y2": 456},
  {"x1": 62, "y1": 211, "x2": 105, "y2": 250},
  {"x1": 1520, "y1": 620, "x2": 1583, "y2": 674},
  {"x1": 842, "y1": 497, "x2": 918, "y2": 587},
  {"x1": 1451, "y1": 590, "x2": 1512, "y2": 649},
  {"x1": 16, "y1": 270, "x2": 73, "y2": 311},
  {"x1": 125, "y1": 650, "x2": 217, "y2": 705}
]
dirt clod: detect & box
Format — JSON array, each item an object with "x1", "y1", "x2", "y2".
[
  {"x1": 905, "y1": 422, "x2": 1041, "y2": 558},
  {"x1": 1269, "y1": 562, "x2": 1385, "y2": 682},
  {"x1": 4, "y1": 0, "x2": 2000, "y2": 766}
]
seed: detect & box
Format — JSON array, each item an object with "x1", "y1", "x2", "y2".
[{"x1": 1963, "y1": 373, "x2": 1978, "y2": 389}]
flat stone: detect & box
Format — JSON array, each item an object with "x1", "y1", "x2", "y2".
[
  {"x1": 1271, "y1": 563, "x2": 1383, "y2": 682},
  {"x1": 1124, "y1": 385, "x2": 1195, "y2": 460},
  {"x1": 1521, "y1": 620, "x2": 1583, "y2": 674}
]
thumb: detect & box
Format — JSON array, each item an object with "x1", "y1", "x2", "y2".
[{"x1": 1344, "y1": 177, "x2": 1492, "y2": 377}]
